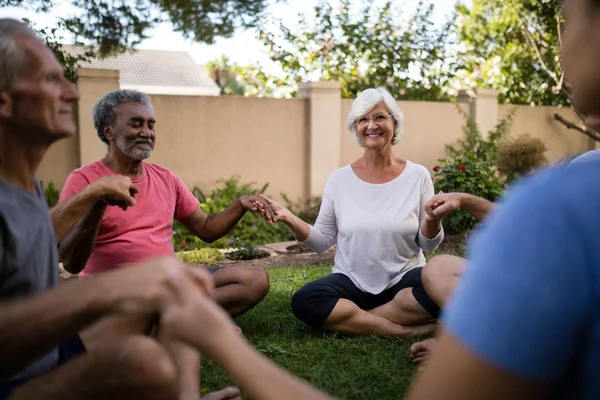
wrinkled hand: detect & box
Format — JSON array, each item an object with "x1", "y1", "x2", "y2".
[
  {"x1": 240, "y1": 195, "x2": 276, "y2": 223},
  {"x1": 91, "y1": 176, "x2": 139, "y2": 210},
  {"x1": 257, "y1": 194, "x2": 293, "y2": 223},
  {"x1": 99, "y1": 256, "x2": 214, "y2": 316},
  {"x1": 160, "y1": 267, "x2": 237, "y2": 359},
  {"x1": 424, "y1": 191, "x2": 462, "y2": 220}
]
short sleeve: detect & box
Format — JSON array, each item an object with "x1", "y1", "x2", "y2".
[
  {"x1": 58, "y1": 171, "x2": 91, "y2": 202},
  {"x1": 173, "y1": 174, "x2": 200, "y2": 221},
  {"x1": 443, "y1": 167, "x2": 595, "y2": 380}
]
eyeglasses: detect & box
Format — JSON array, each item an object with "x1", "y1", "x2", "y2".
[{"x1": 356, "y1": 114, "x2": 394, "y2": 127}]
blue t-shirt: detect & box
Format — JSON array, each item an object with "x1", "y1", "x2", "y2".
[{"x1": 444, "y1": 161, "x2": 600, "y2": 399}]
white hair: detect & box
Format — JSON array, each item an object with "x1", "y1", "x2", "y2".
[
  {"x1": 0, "y1": 18, "x2": 41, "y2": 92},
  {"x1": 347, "y1": 87, "x2": 405, "y2": 147}
]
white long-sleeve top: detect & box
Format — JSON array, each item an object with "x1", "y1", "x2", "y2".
[{"x1": 303, "y1": 161, "x2": 444, "y2": 294}]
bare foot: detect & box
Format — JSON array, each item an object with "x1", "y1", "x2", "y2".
[
  {"x1": 410, "y1": 338, "x2": 436, "y2": 364},
  {"x1": 202, "y1": 386, "x2": 242, "y2": 400},
  {"x1": 392, "y1": 322, "x2": 436, "y2": 338}
]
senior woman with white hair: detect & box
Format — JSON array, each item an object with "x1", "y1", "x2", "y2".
[{"x1": 259, "y1": 87, "x2": 444, "y2": 337}]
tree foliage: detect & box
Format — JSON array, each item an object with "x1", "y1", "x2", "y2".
[
  {"x1": 256, "y1": 0, "x2": 457, "y2": 100},
  {"x1": 24, "y1": 19, "x2": 95, "y2": 83},
  {"x1": 454, "y1": 0, "x2": 565, "y2": 106},
  {"x1": 454, "y1": 0, "x2": 600, "y2": 140},
  {"x1": 3, "y1": 0, "x2": 277, "y2": 57},
  {"x1": 205, "y1": 55, "x2": 288, "y2": 97}
]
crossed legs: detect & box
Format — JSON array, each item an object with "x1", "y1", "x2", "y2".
[
  {"x1": 211, "y1": 265, "x2": 270, "y2": 318},
  {"x1": 291, "y1": 268, "x2": 438, "y2": 338},
  {"x1": 409, "y1": 255, "x2": 468, "y2": 364}
]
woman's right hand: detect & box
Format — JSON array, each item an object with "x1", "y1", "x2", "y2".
[{"x1": 256, "y1": 194, "x2": 294, "y2": 223}]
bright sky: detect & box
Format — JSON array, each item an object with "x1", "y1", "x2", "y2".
[{"x1": 0, "y1": 0, "x2": 467, "y2": 68}]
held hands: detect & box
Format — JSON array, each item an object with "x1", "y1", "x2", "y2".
[
  {"x1": 101, "y1": 256, "x2": 215, "y2": 316},
  {"x1": 256, "y1": 194, "x2": 293, "y2": 224},
  {"x1": 424, "y1": 191, "x2": 463, "y2": 221},
  {"x1": 91, "y1": 176, "x2": 139, "y2": 210},
  {"x1": 240, "y1": 194, "x2": 278, "y2": 223},
  {"x1": 160, "y1": 267, "x2": 238, "y2": 359},
  {"x1": 102, "y1": 256, "x2": 239, "y2": 356}
]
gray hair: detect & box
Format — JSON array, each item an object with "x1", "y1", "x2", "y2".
[
  {"x1": 93, "y1": 89, "x2": 153, "y2": 143},
  {"x1": 0, "y1": 19, "x2": 41, "y2": 92},
  {"x1": 347, "y1": 87, "x2": 405, "y2": 147}
]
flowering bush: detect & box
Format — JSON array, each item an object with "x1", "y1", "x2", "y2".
[
  {"x1": 433, "y1": 108, "x2": 514, "y2": 233},
  {"x1": 433, "y1": 152, "x2": 505, "y2": 233}
]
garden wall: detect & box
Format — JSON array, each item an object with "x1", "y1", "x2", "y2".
[{"x1": 39, "y1": 68, "x2": 595, "y2": 203}]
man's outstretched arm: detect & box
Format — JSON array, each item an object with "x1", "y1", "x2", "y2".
[
  {"x1": 181, "y1": 195, "x2": 275, "y2": 243},
  {"x1": 459, "y1": 193, "x2": 495, "y2": 222},
  {"x1": 0, "y1": 258, "x2": 212, "y2": 378},
  {"x1": 161, "y1": 269, "x2": 337, "y2": 400},
  {"x1": 0, "y1": 277, "x2": 105, "y2": 376},
  {"x1": 426, "y1": 192, "x2": 496, "y2": 223}
]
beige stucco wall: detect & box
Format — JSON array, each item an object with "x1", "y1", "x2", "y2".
[
  {"x1": 40, "y1": 70, "x2": 593, "y2": 201},
  {"x1": 77, "y1": 69, "x2": 121, "y2": 166},
  {"x1": 37, "y1": 133, "x2": 80, "y2": 189},
  {"x1": 145, "y1": 95, "x2": 308, "y2": 203},
  {"x1": 499, "y1": 104, "x2": 590, "y2": 163}
]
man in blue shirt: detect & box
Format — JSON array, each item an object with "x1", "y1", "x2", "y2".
[{"x1": 406, "y1": 0, "x2": 600, "y2": 398}]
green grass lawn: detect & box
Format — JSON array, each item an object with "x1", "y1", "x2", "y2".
[{"x1": 200, "y1": 266, "x2": 426, "y2": 400}]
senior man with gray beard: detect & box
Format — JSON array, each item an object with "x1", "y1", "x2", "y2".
[{"x1": 54, "y1": 89, "x2": 273, "y2": 400}]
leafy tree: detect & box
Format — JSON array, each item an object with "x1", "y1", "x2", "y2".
[
  {"x1": 205, "y1": 55, "x2": 291, "y2": 97},
  {"x1": 257, "y1": 0, "x2": 457, "y2": 100},
  {"x1": 454, "y1": 0, "x2": 563, "y2": 106},
  {"x1": 24, "y1": 19, "x2": 95, "y2": 83},
  {"x1": 206, "y1": 55, "x2": 246, "y2": 96},
  {"x1": 454, "y1": 0, "x2": 600, "y2": 141},
  {"x1": 3, "y1": 0, "x2": 279, "y2": 57}
]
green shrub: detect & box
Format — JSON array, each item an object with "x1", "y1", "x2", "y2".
[
  {"x1": 496, "y1": 134, "x2": 548, "y2": 183},
  {"x1": 40, "y1": 181, "x2": 60, "y2": 207},
  {"x1": 433, "y1": 108, "x2": 514, "y2": 233},
  {"x1": 172, "y1": 176, "x2": 294, "y2": 251},
  {"x1": 176, "y1": 248, "x2": 224, "y2": 265},
  {"x1": 224, "y1": 236, "x2": 268, "y2": 260},
  {"x1": 173, "y1": 219, "x2": 206, "y2": 252},
  {"x1": 281, "y1": 194, "x2": 322, "y2": 225}
]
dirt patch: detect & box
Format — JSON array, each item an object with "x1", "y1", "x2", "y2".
[
  {"x1": 285, "y1": 243, "x2": 314, "y2": 254},
  {"x1": 217, "y1": 250, "x2": 334, "y2": 269},
  {"x1": 225, "y1": 249, "x2": 271, "y2": 261}
]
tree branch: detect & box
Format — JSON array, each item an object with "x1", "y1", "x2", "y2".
[
  {"x1": 554, "y1": 113, "x2": 600, "y2": 142},
  {"x1": 517, "y1": 11, "x2": 600, "y2": 143},
  {"x1": 555, "y1": 14, "x2": 566, "y2": 93},
  {"x1": 517, "y1": 12, "x2": 559, "y2": 85}
]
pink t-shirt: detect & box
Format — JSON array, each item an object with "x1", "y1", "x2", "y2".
[{"x1": 59, "y1": 160, "x2": 200, "y2": 278}]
